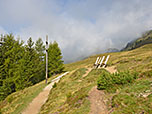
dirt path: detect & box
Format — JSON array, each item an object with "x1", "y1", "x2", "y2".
[
  {"x1": 83, "y1": 67, "x2": 92, "y2": 77},
  {"x1": 22, "y1": 72, "x2": 69, "y2": 114},
  {"x1": 89, "y1": 86, "x2": 108, "y2": 114},
  {"x1": 89, "y1": 66, "x2": 117, "y2": 114},
  {"x1": 105, "y1": 66, "x2": 117, "y2": 73}
]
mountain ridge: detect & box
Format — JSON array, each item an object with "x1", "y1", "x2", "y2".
[{"x1": 122, "y1": 30, "x2": 152, "y2": 51}]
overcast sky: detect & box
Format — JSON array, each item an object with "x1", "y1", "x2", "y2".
[{"x1": 0, "y1": 0, "x2": 152, "y2": 63}]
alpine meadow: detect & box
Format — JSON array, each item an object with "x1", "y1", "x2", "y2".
[{"x1": 0, "y1": 0, "x2": 152, "y2": 114}]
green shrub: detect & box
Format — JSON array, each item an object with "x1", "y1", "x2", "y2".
[
  {"x1": 52, "y1": 83, "x2": 57, "y2": 88},
  {"x1": 112, "y1": 71, "x2": 134, "y2": 85},
  {"x1": 97, "y1": 71, "x2": 138, "y2": 90},
  {"x1": 97, "y1": 71, "x2": 113, "y2": 90}
]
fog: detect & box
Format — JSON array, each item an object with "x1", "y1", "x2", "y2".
[{"x1": 0, "y1": 0, "x2": 152, "y2": 63}]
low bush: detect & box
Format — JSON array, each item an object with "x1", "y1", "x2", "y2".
[
  {"x1": 97, "y1": 71, "x2": 138, "y2": 90},
  {"x1": 112, "y1": 71, "x2": 135, "y2": 85},
  {"x1": 97, "y1": 71, "x2": 113, "y2": 90},
  {"x1": 52, "y1": 83, "x2": 57, "y2": 88}
]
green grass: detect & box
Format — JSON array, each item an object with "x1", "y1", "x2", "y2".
[
  {"x1": 65, "y1": 44, "x2": 152, "y2": 75},
  {"x1": 0, "y1": 74, "x2": 60, "y2": 114},
  {"x1": 1, "y1": 44, "x2": 152, "y2": 114},
  {"x1": 39, "y1": 44, "x2": 152, "y2": 114},
  {"x1": 110, "y1": 79, "x2": 152, "y2": 114},
  {"x1": 97, "y1": 71, "x2": 138, "y2": 92},
  {"x1": 51, "y1": 44, "x2": 152, "y2": 114},
  {"x1": 39, "y1": 68, "x2": 106, "y2": 114}
]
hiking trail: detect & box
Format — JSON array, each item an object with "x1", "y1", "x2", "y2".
[
  {"x1": 83, "y1": 67, "x2": 92, "y2": 77},
  {"x1": 22, "y1": 72, "x2": 69, "y2": 114},
  {"x1": 89, "y1": 66, "x2": 117, "y2": 114}
]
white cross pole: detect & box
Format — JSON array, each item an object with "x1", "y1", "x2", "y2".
[
  {"x1": 103, "y1": 55, "x2": 110, "y2": 68},
  {"x1": 46, "y1": 35, "x2": 48, "y2": 84},
  {"x1": 98, "y1": 56, "x2": 105, "y2": 68}
]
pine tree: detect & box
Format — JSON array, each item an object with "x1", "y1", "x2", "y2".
[
  {"x1": 34, "y1": 38, "x2": 45, "y2": 82},
  {"x1": 0, "y1": 35, "x2": 64, "y2": 101},
  {"x1": 0, "y1": 34, "x2": 24, "y2": 99},
  {"x1": 48, "y1": 41, "x2": 64, "y2": 76},
  {"x1": 35, "y1": 38, "x2": 45, "y2": 60},
  {"x1": 25, "y1": 37, "x2": 37, "y2": 84},
  {"x1": 14, "y1": 37, "x2": 36, "y2": 90}
]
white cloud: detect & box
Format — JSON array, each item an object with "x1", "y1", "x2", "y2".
[{"x1": 0, "y1": 0, "x2": 152, "y2": 62}]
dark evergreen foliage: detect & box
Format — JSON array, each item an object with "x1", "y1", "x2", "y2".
[
  {"x1": 0, "y1": 34, "x2": 64, "y2": 101},
  {"x1": 48, "y1": 41, "x2": 64, "y2": 76}
]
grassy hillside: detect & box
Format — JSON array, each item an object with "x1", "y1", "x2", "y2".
[
  {"x1": 40, "y1": 68, "x2": 107, "y2": 114},
  {"x1": 39, "y1": 44, "x2": 152, "y2": 114},
  {"x1": 0, "y1": 74, "x2": 60, "y2": 114},
  {"x1": 65, "y1": 43, "x2": 152, "y2": 74},
  {"x1": 1, "y1": 44, "x2": 152, "y2": 114},
  {"x1": 122, "y1": 30, "x2": 152, "y2": 51}
]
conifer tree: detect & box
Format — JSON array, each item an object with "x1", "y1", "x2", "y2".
[
  {"x1": 0, "y1": 35, "x2": 64, "y2": 101},
  {"x1": 14, "y1": 37, "x2": 36, "y2": 90},
  {"x1": 48, "y1": 41, "x2": 64, "y2": 76},
  {"x1": 25, "y1": 37, "x2": 37, "y2": 84},
  {"x1": 34, "y1": 38, "x2": 45, "y2": 81},
  {"x1": 35, "y1": 38, "x2": 45, "y2": 59},
  {"x1": 0, "y1": 34, "x2": 24, "y2": 99}
]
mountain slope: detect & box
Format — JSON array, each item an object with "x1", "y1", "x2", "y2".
[
  {"x1": 122, "y1": 30, "x2": 152, "y2": 51},
  {"x1": 0, "y1": 75, "x2": 60, "y2": 114},
  {"x1": 1, "y1": 44, "x2": 152, "y2": 114},
  {"x1": 40, "y1": 44, "x2": 152, "y2": 114}
]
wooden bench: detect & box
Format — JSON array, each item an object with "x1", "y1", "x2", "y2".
[{"x1": 94, "y1": 55, "x2": 110, "y2": 69}]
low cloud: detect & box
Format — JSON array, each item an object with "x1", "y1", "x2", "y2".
[{"x1": 0, "y1": 0, "x2": 152, "y2": 63}]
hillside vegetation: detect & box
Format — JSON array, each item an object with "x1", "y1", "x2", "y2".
[
  {"x1": 39, "y1": 44, "x2": 152, "y2": 114},
  {"x1": 1, "y1": 43, "x2": 152, "y2": 114},
  {"x1": 0, "y1": 34, "x2": 64, "y2": 101},
  {"x1": 0, "y1": 74, "x2": 60, "y2": 114}
]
